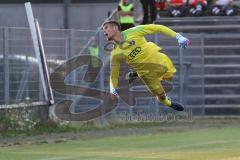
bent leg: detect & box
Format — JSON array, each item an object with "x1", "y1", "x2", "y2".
[
  {"x1": 156, "y1": 91, "x2": 184, "y2": 111},
  {"x1": 140, "y1": 71, "x2": 184, "y2": 111},
  {"x1": 156, "y1": 92, "x2": 172, "y2": 107}
]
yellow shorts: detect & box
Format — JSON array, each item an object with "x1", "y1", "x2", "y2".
[{"x1": 138, "y1": 53, "x2": 176, "y2": 95}]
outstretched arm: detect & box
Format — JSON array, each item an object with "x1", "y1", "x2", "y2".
[
  {"x1": 127, "y1": 24, "x2": 190, "y2": 48},
  {"x1": 110, "y1": 53, "x2": 121, "y2": 96},
  {"x1": 131, "y1": 24, "x2": 177, "y2": 38}
]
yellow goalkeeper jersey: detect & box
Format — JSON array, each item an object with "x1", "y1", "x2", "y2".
[{"x1": 110, "y1": 24, "x2": 177, "y2": 91}]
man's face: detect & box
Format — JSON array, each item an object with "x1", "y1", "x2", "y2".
[
  {"x1": 102, "y1": 23, "x2": 118, "y2": 41},
  {"x1": 121, "y1": 0, "x2": 127, "y2": 4}
]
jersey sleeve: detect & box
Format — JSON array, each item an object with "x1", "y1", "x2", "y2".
[
  {"x1": 125, "y1": 24, "x2": 177, "y2": 38},
  {"x1": 110, "y1": 52, "x2": 121, "y2": 91}
]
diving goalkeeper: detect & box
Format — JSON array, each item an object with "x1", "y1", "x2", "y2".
[{"x1": 102, "y1": 20, "x2": 190, "y2": 111}]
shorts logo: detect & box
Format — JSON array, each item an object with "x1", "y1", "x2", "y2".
[{"x1": 128, "y1": 47, "x2": 141, "y2": 60}]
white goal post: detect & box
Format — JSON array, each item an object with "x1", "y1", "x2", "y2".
[{"x1": 25, "y1": 2, "x2": 54, "y2": 105}]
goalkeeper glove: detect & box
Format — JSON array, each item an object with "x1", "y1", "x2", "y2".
[
  {"x1": 176, "y1": 33, "x2": 190, "y2": 49},
  {"x1": 111, "y1": 88, "x2": 119, "y2": 96}
]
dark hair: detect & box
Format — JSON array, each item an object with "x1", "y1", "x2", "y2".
[{"x1": 102, "y1": 20, "x2": 121, "y2": 31}]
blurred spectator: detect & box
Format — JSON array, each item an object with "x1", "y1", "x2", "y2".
[
  {"x1": 140, "y1": 0, "x2": 157, "y2": 24},
  {"x1": 166, "y1": 0, "x2": 188, "y2": 17},
  {"x1": 88, "y1": 37, "x2": 100, "y2": 69},
  {"x1": 189, "y1": 0, "x2": 208, "y2": 16},
  {"x1": 210, "y1": 0, "x2": 237, "y2": 15},
  {"x1": 156, "y1": 0, "x2": 167, "y2": 11},
  {"x1": 118, "y1": 0, "x2": 135, "y2": 31},
  {"x1": 85, "y1": 37, "x2": 100, "y2": 85}
]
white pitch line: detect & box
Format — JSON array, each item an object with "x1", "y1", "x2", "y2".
[
  {"x1": 36, "y1": 156, "x2": 74, "y2": 160},
  {"x1": 162, "y1": 139, "x2": 240, "y2": 151}
]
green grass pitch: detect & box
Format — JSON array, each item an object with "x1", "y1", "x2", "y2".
[{"x1": 0, "y1": 127, "x2": 240, "y2": 160}]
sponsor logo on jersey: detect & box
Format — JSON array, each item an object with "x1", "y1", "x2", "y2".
[{"x1": 128, "y1": 47, "x2": 142, "y2": 60}]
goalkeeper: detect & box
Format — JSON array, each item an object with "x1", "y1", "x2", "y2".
[{"x1": 102, "y1": 20, "x2": 190, "y2": 111}]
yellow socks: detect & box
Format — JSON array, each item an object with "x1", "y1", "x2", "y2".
[{"x1": 157, "y1": 95, "x2": 172, "y2": 107}]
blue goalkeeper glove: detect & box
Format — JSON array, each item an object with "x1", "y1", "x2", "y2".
[{"x1": 176, "y1": 33, "x2": 190, "y2": 49}]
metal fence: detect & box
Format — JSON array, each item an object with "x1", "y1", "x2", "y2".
[
  {"x1": 0, "y1": 27, "x2": 37, "y2": 104},
  {"x1": 0, "y1": 26, "x2": 205, "y2": 120},
  {"x1": 0, "y1": 27, "x2": 96, "y2": 104}
]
